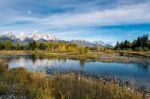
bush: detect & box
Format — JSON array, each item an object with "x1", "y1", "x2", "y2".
[
  {"x1": 126, "y1": 48, "x2": 133, "y2": 51},
  {"x1": 143, "y1": 47, "x2": 149, "y2": 51},
  {"x1": 0, "y1": 81, "x2": 8, "y2": 95},
  {"x1": 78, "y1": 46, "x2": 89, "y2": 54},
  {"x1": 134, "y1": 47, "x2": 143, "y2": 52},
  {"x1": 0, "y1": 66, "x2": 7, "y2": 74},
  {"x1": 0, "y1": 63, "x2": 8, "y2": 74}
]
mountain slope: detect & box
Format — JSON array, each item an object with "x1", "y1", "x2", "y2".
[
  {"x1": 0, "y1": 32, "x2": 113, "y2": 48},
  {"x1": 0, "y1": 31, "x2": 58, "y2": 43},
  {"x1": 70, "y1": 40, "x2": 113, "y2": 47}
]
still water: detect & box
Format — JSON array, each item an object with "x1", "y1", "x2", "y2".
[{"x1": 5, "y1": 55, "x2": 150, "y2": 89}]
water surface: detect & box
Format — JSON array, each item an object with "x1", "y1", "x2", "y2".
[{"x1": 5, "y1": 55, "x2": 150, "y2": 90}]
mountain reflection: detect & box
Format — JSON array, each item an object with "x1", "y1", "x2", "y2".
[
  {"x1": 8, "y1": 56, "x2": 67, "y2": 72},
  {"x1": 7, "y1": 55, "x2": 150, "y2": 81}
]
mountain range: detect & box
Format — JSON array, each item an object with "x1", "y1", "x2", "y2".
[
  {"x1": 70, "y1": 40, "x2": 113, "y2": 48},
  {"x1": 0, "y1": 31, "x2": 113, "y2": 48},
  {"x1": 0, "y1": 31, "x2": 57, "y2": 42}
]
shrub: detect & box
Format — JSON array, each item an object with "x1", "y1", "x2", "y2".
[
  {"x1": 78, "y1": 46, "x2": 89, "y2": 54},
  {"x1": 143, "y1": 47, "x2": 149, "y2": 51},
  {"x1": 0, "y1": 81, "x2": 8, "y2": 95},
  {"x1": 0, "y1": 66, "x2": 7, "y2": 74},
  {"x1": 134, "y1": 47, "x2": 143, "y2": 52},
  {"x1": 126, "y1": 48, "x2": 133, "y2": 51}
]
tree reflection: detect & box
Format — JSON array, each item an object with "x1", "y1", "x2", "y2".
[
  {"x1": 79, "y1": 59, "x2": 86, "y2": 68},
  {"x1": 31, "y1": 55, "x2": 36, "y2": 64},
  {"x1": 137, "y1": 64, "x2": 149, "y2": 72}
]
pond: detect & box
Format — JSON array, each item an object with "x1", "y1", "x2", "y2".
[{"x1": 3, "y1": 54, "x2": 150, "y2": 90}]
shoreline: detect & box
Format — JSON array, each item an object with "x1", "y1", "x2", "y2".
[
  {"x1": 0, "y1": 63, "x2": 143, "y2": 99},
  {"x1": 0, "y1": 55, "x2": 148, "y2": 98},
  {"x1": 0, "y1": 50, "x2": 150, "y2": 64}
]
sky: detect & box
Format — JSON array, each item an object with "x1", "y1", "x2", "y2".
[{"x1": 0, "y1": 0, "x2": 150, "y2": 44}]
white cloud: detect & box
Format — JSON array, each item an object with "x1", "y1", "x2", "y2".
[
  {"x1": 0, "y1": 1, "x2": 150, "y2": 43},
  {"x1": 1, "y1": 1, "x2": 150, "y2": 29},
  {"x1": 39, "y1": 3, "x2": 150, "y2": 28}
]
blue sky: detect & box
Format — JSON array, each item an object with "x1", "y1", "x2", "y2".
[{"x1": 0, "y1": 0, "x2": 150, "y2": 44}]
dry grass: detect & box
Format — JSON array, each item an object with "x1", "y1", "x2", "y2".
[{"x1": 0, "y1": 59, "x2": 142, "y2": 99}]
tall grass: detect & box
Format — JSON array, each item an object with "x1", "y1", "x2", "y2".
[{"x1": 0, "y1": 59, "x2": 142, "y2": 99}]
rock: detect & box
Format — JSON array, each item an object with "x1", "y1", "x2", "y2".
[{"x1": 0, "y1": 94, "x2": 16, "y2": 99}]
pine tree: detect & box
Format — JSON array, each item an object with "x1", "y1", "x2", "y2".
[
  {"x1": 4, "y1": 40, "x2": 12, "y2": 50},
  {"x1": 114, "y1": 34, "x2": 149, "y2": 51},
  {"x1": 0, "y1": 42, "x2": 4, "y2": 50},
  {"x1": 115, "y1": 41, "x2": 120, "y2": 50}
]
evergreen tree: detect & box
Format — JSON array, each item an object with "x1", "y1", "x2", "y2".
[
  {"x1": 114, "y1": 34, "x2": 149, "y2": 51},
  {"x1": 115, "y1": 41, "x2": 120, "y2": 50},
  {"x1": 0, "y1": 42, "x2": 4, "y2": 50},
  {"x1": 142, "y1": 34, "x2": 149, "y2": 47},
  {"x1": 124, "y1": 40, "x2": 130, "y2": 49},
  {"x1": 4, "y1": 40, "x2": 12, "y2": 50},
  {"x1": 30, "y1": 41, "x2": 36, "y2": 50}
]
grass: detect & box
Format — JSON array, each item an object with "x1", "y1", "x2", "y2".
[
  {"x1": 32, "y1": 50, "x2": 99, "y2": 61},
  {"x1": 0, "y1": 59, "x2": 142, "y2": 99},
  {"x1": 0, "y1": 50, "x2": 150, "y2": 61},
  {"x1": 115, "y1": 50, "x2": 150, "y2": 57}
]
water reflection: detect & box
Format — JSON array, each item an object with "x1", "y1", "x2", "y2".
[
  {"x1": 79, "y1": 59, "x2": 86, "y2": 68},
  {"x1": 2, "y1": 54, "x2": 150, "y2": 91},
  {"x1": 137, "y1": 64, "x2": 149, "y2": 72},
  {"x1": 5, "y1": 55, "x2": 150, "y2": 80}
]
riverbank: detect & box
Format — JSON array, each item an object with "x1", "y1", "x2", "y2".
[
  {"x1": 0, "y1": 50, "x2": 150, "y2": 64},
  {"x1": 97, "y1": 51, "x2": 150, "y2": 64},
  {"x1": 0, "y1": 59, "x2": 142, "y2": 99}
]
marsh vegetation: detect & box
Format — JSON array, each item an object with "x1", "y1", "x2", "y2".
[{"x1": 0, "y1": 59, "x2": 143, "y2": 99}]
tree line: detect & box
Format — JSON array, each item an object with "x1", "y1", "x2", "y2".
[
  {"x1": 115, "y1": 34, "x2": 150, "y2": 51},
  {"x1": 0, "y1": 40, "x2": 89, "y2": 54}
]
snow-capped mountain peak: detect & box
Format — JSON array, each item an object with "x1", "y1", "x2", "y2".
[
  {"x1": 29, "y1": 31, "x2": 57, "y2": 41},
  {"x1": 93, "y1": 41, "x2": 106, "y2": 46},
  {"x1": 42, "y1": 34, "x2": 52, "y2": 41},
  {"x1": 30, "y1": 30, "x2": 41, "y2": 40},
  {"x1": 16, "y1": 32, "x2": 26, "y2": 41},
  {"x1": 70, "y1": 40, "x2": 113, "y2": 47},
  {"x1": 0, "y1": 31, "x2": 58, "y2": 42},
  {"x1": 4, "y1": 32, "x2": 14, "y2": 37},
  {"x1": 94, "y1": 41, "x2": 114, "y2": 47},
  {"x1": 0, "y1": 31, "x2": 113, "y2": 48}
]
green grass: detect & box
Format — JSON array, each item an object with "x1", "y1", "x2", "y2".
[{"x1": 0, "y1": 59, "x2": 142, "y2": 99}]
